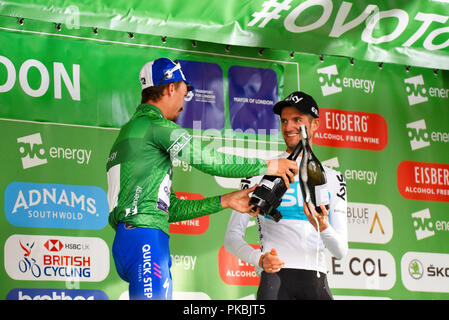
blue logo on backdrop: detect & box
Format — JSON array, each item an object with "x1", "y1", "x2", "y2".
[
  {"x1": 7, "y1": 288, "x2": 109, "y2": 300},
  {"x1": 175, "y1": 60, "x2": 225, "y2": 130},
  {"x1": 4, "y1": 182, "x2": 108, "y2": 229},
  {"x1": 229, "y1": 65, "x2": 279, "y2": 133}
]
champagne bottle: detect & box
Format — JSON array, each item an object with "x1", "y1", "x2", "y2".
[
  {"x1": 249, "y1": 141, "x2": 303, "y2": 222},
  {"x1": 298, "y1": 124, "x2": 330, "y2": 213}
]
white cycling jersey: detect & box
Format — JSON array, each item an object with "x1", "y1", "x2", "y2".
[{"x1": 224, "y1": 152, "x2": 348, "y2": 275}]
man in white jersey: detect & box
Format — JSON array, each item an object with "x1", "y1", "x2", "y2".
[{"x1": 224, "y1": 91, "x2": 348, "y2": 300}]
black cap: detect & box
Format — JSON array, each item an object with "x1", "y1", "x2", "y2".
[{"x1": 273, "y1": 91, "x2": 319, "y2": 118}]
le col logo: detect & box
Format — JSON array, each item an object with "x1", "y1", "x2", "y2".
[
  {"x1": 4, "y1": 234, "x2": 109, "y2": 282},
  {"x1": 4, "y1": 181, "x2": 108, "y2": 230},
  {"x1": 404, "y1": 74, "x2": 449, "y2": 106},
  {"x1": 326, "y1": 249, "x2": 396, "y2": 291},
  {"x1": 317, "y1": 64, "x2": 375, "y2": 96},
  {"x1": 17, "y1": 132, "x2": 92, "y2": 169},
  {"x1": 406, "y1": 119, "x2": 449, "y2": 151}
]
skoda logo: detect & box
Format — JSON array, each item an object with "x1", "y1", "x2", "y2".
[{"x1": 409, "y1": 259, "x2": 423, "y2": 280}]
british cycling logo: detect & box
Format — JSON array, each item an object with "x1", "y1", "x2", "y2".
[
  {"x1": 18, "y1": 240, "x2": 41, "y2": 278},
  {"x1": 317, "y1": 64, "x2": 375, "y2": 96},
  {"x1": 404, "y1": 74, "x2": 449, "y2": 106},
  {"x1": 17, "y1": 132, "x2": 92, "y2": 169},
  {"x1": 4, "y1": 234, "x2": 109, "y2": 282}
]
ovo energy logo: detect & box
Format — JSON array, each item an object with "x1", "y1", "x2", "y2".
[
  {"x1": 17, "y1": 133, "x2": 47, "y2": 169},
  {"x1": 317, "y1": 64, "x2": 375, "y2": 96},
  {"x1": 406, "y1": 119, "x2": 430, "y2": 150},
  {"x1": 317, "y1": 65, "x2": 342, "y2": 96},
  {"x1": 404, "y1": 75, "x2": 428, "y2": 106},
  {"x1": 406, "y1": 119, "x2": 449, "y2": 151},
  {"x1": 404, "y1": 74, "x2": 449, "y2": 106},
  {"x1": 17, "y1": 132, "x2": 92, "y2": 169},
  {"x1": 411, "y1": 208, "x2": 449, "y2": 241},
  {"x1": 412, "y1": 209, "x2": 435, "y2": 240}
]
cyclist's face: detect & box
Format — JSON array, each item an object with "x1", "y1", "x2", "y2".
[
  {"x1": 280, "y1": 106, "x2": 319, "y2": 152},
  {"x1": 167, "y1": 82, "x2": 188, "y2": 122}
]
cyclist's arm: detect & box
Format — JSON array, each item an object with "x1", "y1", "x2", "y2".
[
  {"x1": 320, "y1": 171, "x2": 348, "y2": 259},
  {"x1": 150, "y1": 123, "x2": 268, "y2": 178},
  {"x1": 167, "y1": 191, "x2": 222, "y2": 223},
  {"x1": 224, "y1": 177, "x2": 262, "y2": 268}
]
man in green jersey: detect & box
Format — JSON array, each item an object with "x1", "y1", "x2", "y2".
[{"x1": 106, "y1": 57, "x2": 297, "y2": 300}]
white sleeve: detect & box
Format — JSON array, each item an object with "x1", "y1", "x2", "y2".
[
  {"x1": 224, "y1": 177, "x2": 262, "y2": 268},
  {"x1": 320, "y1": 170, "x2": 348, "y2": 260}
]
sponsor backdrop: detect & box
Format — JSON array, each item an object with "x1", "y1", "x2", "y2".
[{"x1": 0, "y1": 14, "x2": 448, "y2": 300}]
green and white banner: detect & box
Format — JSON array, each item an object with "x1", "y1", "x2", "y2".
[
  {"x1": 1, "y1": 0, "x2": 449, "y2": 70},
  {"x1": 0, "y1": 15, "x2": 448, "y2": 300}
]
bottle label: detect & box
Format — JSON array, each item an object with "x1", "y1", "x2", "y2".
[
  {"x1": 259, "y1": 178, "x2": 275, "y2": 190},
  {"x1": 314, "y1": 184, "x2": 330, "y2": 206}
]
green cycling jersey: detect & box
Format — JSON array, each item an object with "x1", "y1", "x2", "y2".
[{"x1": 106, "y1": 104, "x2": 268, "y2": 235}]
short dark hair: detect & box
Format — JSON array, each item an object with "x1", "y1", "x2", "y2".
[{"x1": 141, "y1": 81, "x2": 183, "y2": 104}]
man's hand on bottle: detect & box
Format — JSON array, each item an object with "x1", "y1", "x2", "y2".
[
  {"x1": 303, "y1": 202, "x2": 329, "y2": 232},
  {"x1": 220, "y1": 185, "x2": 259, "y2": 216},
  {"x1": 265, "y1": 159, "x2": 298, "y2": 189}
]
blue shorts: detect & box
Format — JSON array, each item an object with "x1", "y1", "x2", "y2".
[{"x1": 112, "y1": 223, "x2": 172, "y2": 300}]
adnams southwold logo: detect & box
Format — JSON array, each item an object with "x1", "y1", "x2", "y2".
[
  {"x1": 406, "y1": 119, "x2": 449, "y2": 151},
  {"x1": 317, "y1": 64, "x2": 375, "y2": 96},
  {"x1": 404, "y1": 74, "x2": 449, "y2": 106},
  {"x1": 17, "y1": 132, "x2": 92, "y2": 169}
]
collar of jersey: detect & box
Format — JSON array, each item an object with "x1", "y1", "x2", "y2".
[{"x1": 135, "y1": 103, "x2": 165, "y2": 119}]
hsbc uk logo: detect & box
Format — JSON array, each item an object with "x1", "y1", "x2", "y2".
[
  {"x1": 17, "y1": 132, "x2": 92, "y2": 169},
  {"x1": 317, "y1": 64, "x2": 375, "y2": 96},
  {"x1": 44, "y1": 239, "x2": 64, "y2": 252},
  {"x1": 404, "y1": 75, "x2": 449, "y2": 106},
  {"x1": 406, "y1": 119, "x2": 449, "y2": 151}
]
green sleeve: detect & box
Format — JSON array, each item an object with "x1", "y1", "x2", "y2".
[
  {"x1": 167, "y1": 191, "x2": 223, "y2": 223},
  {"x1": 150, "y1": 122, "x2": 268, "y2": 178}
]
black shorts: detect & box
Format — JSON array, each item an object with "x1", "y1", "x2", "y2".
[{"x1": 257, "y1": 268, "x2": 333, "y2": 300}]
